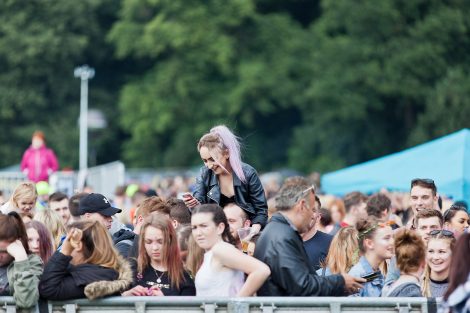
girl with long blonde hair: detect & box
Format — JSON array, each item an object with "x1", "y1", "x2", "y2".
[
  {"x1": 33, "y1": 209, "x2": 65, "y2": 249},
  {"x1": 318, "y1": 226, "x2": 359, "y2": 276},
  {"x1": 421, "y1": 230, "x2": 456, "y2": 297}
]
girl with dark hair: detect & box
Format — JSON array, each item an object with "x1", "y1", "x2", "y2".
[
  {"x1": 442, "y1": 233, "x2": 470, "y2": 313},
  {"x1": 317, "y1": 208, "x2": 334, "y2": 234},
  {"x1": 191, "y1": 204, "x2": 270, "y2": 296},
  {"x1": 0, "y1": 212, "x2": 43, "y2": 308},
  {"x1": 443, "y1": 204, "x2": 469, "y2": 237},
  {"x1": 39, "y1": 220, "x2": 133, "y2": 300},
  {"x1": 25, "y1": 221, "x2": 54, "y2": 264},
  {"x1": 348, "y1": 218, "x2": 394, "y2": 297},
  {"x1": 122, "y1": 214, "x2": 195, "y2": 296},
  {"x1": 184, "y1": 125, "x2": 268, "y2": 235}
]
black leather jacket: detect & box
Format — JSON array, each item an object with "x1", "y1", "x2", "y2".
[
  {"x1": 253, "y1": 213, "x2": 346, "y2": 296},
  {"x1": 193, "y1": 163, "x2": 268, "y2": 227}
]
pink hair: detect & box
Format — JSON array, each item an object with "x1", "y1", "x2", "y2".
[{"x1": 198, "y1": 125, "x2": 246, "y2": 183}]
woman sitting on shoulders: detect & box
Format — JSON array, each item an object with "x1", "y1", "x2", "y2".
[{"x1": 184, "y1": 125, "x2": 268, "y2": 235}]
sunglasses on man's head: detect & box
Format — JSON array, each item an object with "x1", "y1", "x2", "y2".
[
  {"x1": 302, "y1": 185, "x2": 315, "y2": 194},
  {"x1": 429, "y1": 229, "x2": 454, "y2": 238},
  {"x1": 294, "y1": 184, "x2": 316, "y2": 202},
  {"x1": 411, "y1": 178, "x2": 435, "y2": 187}
]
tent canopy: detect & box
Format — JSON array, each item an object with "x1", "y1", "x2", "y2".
[{"x1": 321, "y1": 129, "x2": 470, "y2": 201}]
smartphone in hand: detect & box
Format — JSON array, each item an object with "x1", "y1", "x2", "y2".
[
  {"x1": 361, "y1": 271, "x2": 381, "y2": 282},
  {"x1": 182, "y1": 192, "x2": 194, "y2": 200}
]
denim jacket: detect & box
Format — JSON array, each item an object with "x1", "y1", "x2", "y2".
[
  {"x1": 348, "y1": 256, "x2": 384, "y2": 297},
  {"x1": 316, "y1": 267, "x2": 332, "y2": 277}
]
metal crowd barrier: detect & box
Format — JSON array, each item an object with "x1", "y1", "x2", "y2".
[
  {"x1": 0, "y1": 172, "x2": 28, "y2": 199},
  {"x1": 0, "y1": 296, "x2": 439, "y2": 313},
  {"x1": 81, "y1": 161, "x2": 125, "y2": 198},
  {"x1": 0, "y1": 161, "x2": 125, "y2": 199}
]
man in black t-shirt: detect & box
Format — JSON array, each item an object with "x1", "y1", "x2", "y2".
[{"x1": 302, "y1": 195, "x2": 333, "y2": 271}]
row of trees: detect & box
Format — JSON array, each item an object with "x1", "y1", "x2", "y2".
[{"x1": 1, "y1": 0, "x2": 469, "y2": 173}]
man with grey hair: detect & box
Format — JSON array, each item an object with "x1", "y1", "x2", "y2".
[{"x1": 254, "y1": 180, "x2": 365, "y2": 296}]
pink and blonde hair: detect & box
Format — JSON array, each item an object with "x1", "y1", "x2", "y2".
[{"x1": 198, "y1": 125, "x2": 246, "y2": 183}]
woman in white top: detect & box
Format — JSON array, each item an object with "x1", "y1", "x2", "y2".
[{"x1": 191, "y1": 204, "x2": 270, "y2": 296}]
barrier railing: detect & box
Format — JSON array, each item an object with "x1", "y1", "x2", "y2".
[
  {"x1": 0, "y1": 161, "x2": 125, "y2": 199},
  {"x1": 78, "y1": 161, "x2": 125, "y2": 198},
  {"x1": 0, "y1": 172, "x2": 28, "y2": 199},
  {"x1": 0, "y1": 296, "x2": 440, "y2": 313}
]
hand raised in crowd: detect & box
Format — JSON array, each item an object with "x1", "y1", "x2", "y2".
[
  {"x1": 61, "y1": 228, "x2": 82, "y2": 256},
  {"x1": 250, "y1": 224, "x2": 261, "y2": 236},
  {"x1": 341, "y1": 273, "x2": 366, "y2": 294},
  {"x1": 6, "y1": 240, "x2": 27, "y2": 262}
]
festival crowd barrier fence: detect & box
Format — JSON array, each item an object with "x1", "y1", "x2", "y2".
[
  {"x1": 0, "y1": 161, "x2": 125, "y2": 198},
  {"x1": 0, "y1": 296, "x2": 439, "y2": 313}
]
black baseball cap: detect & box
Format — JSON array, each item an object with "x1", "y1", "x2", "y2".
[{"x1": 79, "y1": 193, "x2": 122, "y2": 217}]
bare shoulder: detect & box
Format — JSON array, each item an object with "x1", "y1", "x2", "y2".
[{"x1": 211, "y1": 241, "x2": 238, "y2": 256}]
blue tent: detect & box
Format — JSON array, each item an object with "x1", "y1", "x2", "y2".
[{"x1": 321, "y1": 129, "x2": 470, "y2": 201}]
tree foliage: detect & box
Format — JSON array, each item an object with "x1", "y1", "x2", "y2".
[
  {"x1": 289, "y1": 0, "x2": 470, "y2": 171},
  {"x1": 109, "y1": 0, "x2": 312, "y2": 168},
  {"x1": 1, "y1": 0, "x2": 469, "y2": 174},
  {"x1": 0, "y1": 0, "x2": 123, "y2": 168}
]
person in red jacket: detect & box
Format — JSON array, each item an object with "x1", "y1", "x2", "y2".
[{"x1": 20, "y1": 131, "x2": 58, "y2": 183}]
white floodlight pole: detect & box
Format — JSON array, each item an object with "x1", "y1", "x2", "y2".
[{"x1": 74, "y1": 65, "x2": 95, "y2": 172}]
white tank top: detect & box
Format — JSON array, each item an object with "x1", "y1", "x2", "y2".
[{"x1": 195, "y1": 250, "x2": 245, "y2": 296}]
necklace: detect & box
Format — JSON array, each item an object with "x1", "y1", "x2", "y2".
[{"x1": 153, "y1": 268, "x2": 166, "y2": 284}]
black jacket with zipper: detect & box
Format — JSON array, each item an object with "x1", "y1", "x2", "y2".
[
  {"x1": 253, "y1": 213, "x2": 346, "y2": 296},
  {"x1": 193, "y1": 162, "x2": 268, "y2": 227}
]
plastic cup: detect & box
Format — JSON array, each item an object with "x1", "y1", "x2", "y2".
[{"x1": 237, "y1": 227, "x2": 252, "y2": 253}]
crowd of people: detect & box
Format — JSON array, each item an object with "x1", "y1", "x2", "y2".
[{"x1": 0, "y1": 125, "x2": 468, "y2": 313}]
